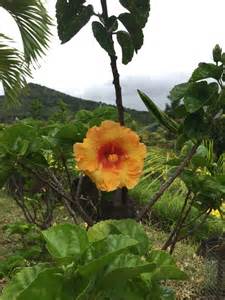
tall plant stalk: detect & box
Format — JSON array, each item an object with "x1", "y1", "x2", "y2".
[{"x1": 100, "y1": 0, "x2": 125, "y2": 126}]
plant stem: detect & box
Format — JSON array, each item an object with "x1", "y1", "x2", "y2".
[
  {"x1": 100, "y1": 0, "x2": 125, "y2": 125},
  {"x1": 137, "y1": 144, "x2": 199, "y2": 221},
  {"x1": 100, "y1": 0, "x2": 128, "y2": 205}
]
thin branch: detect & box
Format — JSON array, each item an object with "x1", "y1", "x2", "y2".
[
  {"x1": 20, "y1": 163, "x2": 93, "y2": 226},
  {"x1": 176, "y1": 209, "x2": 212, "y2": 243},
  {"x1": 162, "y1": 190, "x2": 191, "y2": 250},
  {"x1": 137, "y1": 144, "x2": 199, "y2": 221}
]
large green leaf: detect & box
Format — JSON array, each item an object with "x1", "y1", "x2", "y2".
[
  {"x1": 117, "y1": 31, "x2": 134, "y2": 64},
  {"x1": 79, "y1": 234, "x2": 138, "y2": 276},
  {"x1": 183, "y1": 81, "x2": 218, "y2": 113},
  {"x1": 0, "y1": 0, "x2": 52, "y2": 64},
  {"x1": 189, "y1": 63, "x2": 223, "y2": 82},
  {"x1": 88, "y1": 219, "x2": 150, "y2": 255},
  {"x1": 1, "y1": 265, "x2": 63, "y2": 300},
  {"x1": 87, "y1": 220, "x2": 113, "y2": 243},
  {"x1": 42, "y1": 223, "x2": 89, "y2": 260},
  {"x1": 56, "y1": 0, "x2": 93, "y2": 44},
  {"x1": 169, "y1": 82, "x2": 190, "y2": 102},
  {"x1": 100, "y1": 253, "x2": 156, "y2": 288},
  {"x1": 109, "y1": 219, "x2": 150, "y2": 255},
  {"x1": 148, "y1": 250, "x2": 188, "y2": 281},
  {"x1": 138, "y1": 90, "x2": 179, "y2": 134},
  {"x1": 119, "y1": 0, "x2": 150, "y2": 28},
  {"x1": 92, "y1": 21, "x2": 114, "y2": 56},
  {"x1": 118, "y1": 13, "x2": 143, "y2": 52}
]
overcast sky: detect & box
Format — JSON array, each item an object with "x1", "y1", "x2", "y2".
[{"x1": 1, "y1": 0, "x2": 225, "y2": 110}]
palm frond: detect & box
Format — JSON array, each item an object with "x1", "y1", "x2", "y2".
[
  {"x1": 0, "y1": 0, "x2": 52, "y2": 65},
  {"x1": 0, "y1": 34, "x2": 31, "y2": 104}
]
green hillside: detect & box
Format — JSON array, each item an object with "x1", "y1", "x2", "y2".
[{"x1": 0, "y1": 83, "x2": 152, "y2": 125}]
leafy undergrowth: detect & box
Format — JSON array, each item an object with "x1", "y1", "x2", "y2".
[
  {"x1": 0, "y1": 192, "x2": 23, "y2": 290},
  {"x1": 0, "y1": 192, "x2": 210, "y2": 299}
]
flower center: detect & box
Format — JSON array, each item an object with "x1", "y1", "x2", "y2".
[
  {"x1": 107, "y1": 153, "x2": 119, "y2": 163},
  {"x1": 98, "y1": 142, "x2": 126, "y2": 168}
]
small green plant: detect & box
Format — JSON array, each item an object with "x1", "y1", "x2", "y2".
[{"x1": 1, "y1": 219, "x2": 187, "y2": 299}]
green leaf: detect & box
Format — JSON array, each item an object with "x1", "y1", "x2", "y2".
[
  {"x1": 55, "y1": 123, "x2": 86, "y2": 144},
  {"x1": 189, "y1": 63, "x2": 223, "y2": 82},
  {"x1": 56, "y1": 0, "x2": 93, "y2": 44},
  {"x1": 100, "y1": 253, "x2": 156, "y2": 288},
  {"x1": 42, "y1": 223, "x2": 89, "y2": 259},
  {"x1": 183, "y1": 81, "x2": 218, "y2": 113},
  {"x1": 106, "y1": 16, "x2": 118, "y2": 32},
  {"x1": 119, "y1": 0, "x2": 150, "y2": 28},
  {"x1": 169, "y1": 83, "x2": 190, "y2": 102},
  {"x1": 0, "y1": 124, "x2": 35, "y2": 155},
  {"x1": 87, "y1": 220, "x2": 113, "y2": 243},
  {"x1": 138, "y1": 90, "x2": 179, "y2": 134},
  {"x1": 148, "y1": 250, "x2": 188, "y2": 281},
  {"x1": 1, "y1": 265, "x2": 63, "y2": 300},
  {"x1": 92, "y1": 21, "x2": 114, "y2": 56},
  {"x1": 118, "y1": 13, "x2": 143, "y2": 52},
  {"x1": 88, "y1": 219, "x2": 150, "y2": 255},
  {"x1": 183, "y1": 111, "x2": 207, "y2": 140},
  {"x1": 79, "y1": 234, "x2": 138, "y2": 276},
  {"x1": 117, "y1": 31, "x2": 134, "y2": 64},
  {"x1": 109, "y1": 219, "x2": 150, "y2": 255}
]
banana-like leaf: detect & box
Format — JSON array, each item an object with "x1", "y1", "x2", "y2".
[
  {"x1": 137, "y1": 90, "x2": 179, "y2": 134},
  {"x1": 0, "y1": 34, "x2": 31, "y2": 104},
  {"x1": 0, "y1": 0, "x2": 52, "y2": 65}
]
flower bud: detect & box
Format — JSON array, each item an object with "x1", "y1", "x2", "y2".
[{"x1": 213, "y1": 44, "x2": 222, "y2": 63}]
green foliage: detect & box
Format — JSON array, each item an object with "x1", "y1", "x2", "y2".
[
  {"x1": 1, "y1": 220, "x2": 186, "y2": 299},
  {"x1": 119, "y1": 0, "x2": 150, "y2": 28},
  {"x1": 0, "y1": 0, "x2": 51, "y2": 103},
  {"x1": 92, "y1": 21, "x2": 114, "y2": 56},
  {"x1": 140, "y1": 45, "x2": 225, "y2": 147},
  {"x1": 117, "y1": 31, "x2": 134, "y2": 64},
  {"x1": 56, "y1": 0, "x2": 150, "y2": 64},
  {"x1": 56, "y1": 0, "x2": 94, "y2": 43},
  {"x1": 138, "y1": 90, "x2": 179, "y2": 134},
  {"x1": 0, "y1": 222, "x2": 44, "y2": 279},
  {"x1": 0, "y1": 34, "x2": 30, "y2": 104}
]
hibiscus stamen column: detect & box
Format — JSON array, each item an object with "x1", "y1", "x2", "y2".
[{"x1": 100, "y1": 0, "x2": 128, "y2": 206}]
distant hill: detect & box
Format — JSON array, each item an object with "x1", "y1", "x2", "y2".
[{"x1": 0, "y1": 83, "x2": 153, "y2": 125}]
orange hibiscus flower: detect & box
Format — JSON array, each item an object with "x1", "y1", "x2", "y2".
[{"x1": 74, "y1": 120, "x2": 147, "y2": 192}]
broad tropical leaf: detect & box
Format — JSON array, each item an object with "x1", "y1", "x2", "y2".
[
  {"x1": 56, "y1": 0, "x2": 93, "y2": 44},
  {"x1": 119, "y1": 0, "x2": 150, "y2": 28}
]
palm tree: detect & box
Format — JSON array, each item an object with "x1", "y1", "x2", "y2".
[{"x1": 0, "y1": 0, "x2": 51, "y2": 103}]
